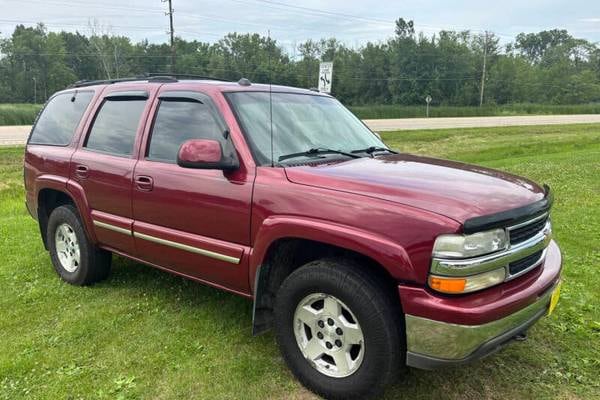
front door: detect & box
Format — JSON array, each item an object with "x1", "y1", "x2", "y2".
[{"x1": 132, "y1": 90, "x2": 253, "y2": 293}]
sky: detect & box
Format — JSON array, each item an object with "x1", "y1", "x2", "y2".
[{"x1": 1, "y1": 0, "x2": 599, "y2": 55}]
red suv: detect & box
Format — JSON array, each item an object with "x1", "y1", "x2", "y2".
[{"x1": 24, "y1": 76, "x2": 562, "y2": 399}]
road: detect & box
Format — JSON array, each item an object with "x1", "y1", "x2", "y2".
[
  {"x1": 0, "y1": 125, "x2": 31, "y2": 146},
  {"x1": 364, "y1": 114, "x2": 600, "y2": 131},
  {"x1": 2, "y1": 114, "x2": 600, "y2": 145}
]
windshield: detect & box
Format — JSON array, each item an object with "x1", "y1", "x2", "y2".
[{"x1": 226, "y1": 92, "x2": 385, "y2": 165}]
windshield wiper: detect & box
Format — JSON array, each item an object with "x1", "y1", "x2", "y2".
[
  {"x1": 350, "y1": 146, "x2": 398, "y2": 156},
  {"x1": 278, "y1": 147, "x2": 362, "y2": 162}
]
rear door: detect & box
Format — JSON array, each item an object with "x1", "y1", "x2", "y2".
[
  {"x1": 70, "y1": 86, "x2": 156, "y2": 255},
  {"x1": 131, "y1": 90, "x2": 253, "y2": 293}
]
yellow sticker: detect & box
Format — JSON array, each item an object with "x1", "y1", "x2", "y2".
[{"x1": 548, "y1": 281, "x2": 561, "y2": 316}]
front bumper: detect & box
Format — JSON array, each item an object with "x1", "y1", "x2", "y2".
[{"x1": 402, "y1": 240, "x2": 562, "y2": 369}]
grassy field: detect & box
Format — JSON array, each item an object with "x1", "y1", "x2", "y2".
[
  {"x1": 0, "y1": 104, "x2": 42, "y2": 126},
  {"x1": 2, "y1": 103, "x2": 600, "y2": 126},
  {"x1": 1, "y1": 124, "x2": 599, "y2": 399},
  {"x1": 350, "y1": 103, "x2": 600, "y2": 119}
]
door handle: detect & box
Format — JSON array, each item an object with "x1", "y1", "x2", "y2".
[
  {"x1": 135, "y1": 175, "x2": 154, "y2": 191},
  {"x1": 75, "y1": 164, "x2": 89, "y2": 179}
]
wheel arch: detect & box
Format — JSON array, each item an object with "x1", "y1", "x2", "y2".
[
  {"x1": 37, "y1": 187, "x2": 76, "y2": 249},
  {"x1": 250, "y1": 216, "x2": 411, "y2": 335},
  {"x1": 36, "y1": 178, "x2": 96, "y2": 249}
]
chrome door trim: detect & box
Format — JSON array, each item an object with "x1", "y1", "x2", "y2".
[
  {"x1": 133, "y1": 231, "x2": 240, "y2": 264},
  {"x1": 93, "y1": 220, "x2": 132, "y2": 236}
]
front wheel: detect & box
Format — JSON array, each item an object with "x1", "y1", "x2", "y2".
[{"x1": 274, "y1": 258, "x2": 404, "y2": 400}]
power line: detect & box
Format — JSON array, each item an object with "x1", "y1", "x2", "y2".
[
  {"x1": 228, "y1": 0, "x2": 395, "y2": 25},
  {"x1": 222, "y1": 0, "x2": 516, "y2": 38},
  {"x1": 12, "y1": 0, "x2": 517, "y2": 39}
]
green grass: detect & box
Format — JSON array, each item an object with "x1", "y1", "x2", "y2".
[
  {"x1": 1, "y1": 124, "x2": 599, "y2": 399},
  {"x1": 350, "y1": 103, "x2": 600, "y2": 119},
  {"x1": 0, "y1": 104, "x2": 42, "y2": 126}
]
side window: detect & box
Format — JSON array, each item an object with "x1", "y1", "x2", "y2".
[
  {"x1": 29, "y1": 91, "x2": 94, "y2": 145},
  {"x1": 85, "y1": 99, "x2": 146, "y2": 156},
  {"x1": 147, "y1": 100, "x2": 223, "y2": 162}
]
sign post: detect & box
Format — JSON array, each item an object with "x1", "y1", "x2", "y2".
[
  {"x1": 318, "y1": 62, "x2": 333, "y2": 93},
  {"x1": 425, "y1": 95, "x2": 432, "y2": 118}
]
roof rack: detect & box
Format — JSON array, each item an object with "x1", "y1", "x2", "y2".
[
  {"x1": 146, "y1": 72, "x2": 230, "y2": 82},
  {"x1": 69, "y1": 73, "x2": 230, "y2": 88}
]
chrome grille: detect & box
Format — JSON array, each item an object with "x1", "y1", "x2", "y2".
[
  {"x1": 508, "y1": 213, "x2": 549, "y2": 245},
  {"x1": 509, "y1": 249, "x2": 544, "y2": 276}
]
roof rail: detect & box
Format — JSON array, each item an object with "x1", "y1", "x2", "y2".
[
  {"x1": 69, "y1": 76, "x2": 150, "y2": 88},
  {"x1": 69, "y1": 73, "x2": 231, "y2": 88},
  {"x1": 146, "y1": 72, "x2": 230, "y2": 82}
]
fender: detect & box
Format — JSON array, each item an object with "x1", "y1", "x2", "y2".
[
  {"x1": 32, "y1": 174, "x2": 70, "y2": 248},
  {"x1": 33, "y1": 174, "x2": 69, "y2": 207},
  {"x1": 64, "y1": 178, "x2": 98, "y2": 243},
  {"x1": 32, "y1": 174, "x2": 99, "y2": 245},
  {"x1": 249, "y1": 215, "x2": 416, "y2": 294}
]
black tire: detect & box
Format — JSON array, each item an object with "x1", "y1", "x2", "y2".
[
  {"x1": 47, "y1": 204, "x2": 111, "y2": 285},
  {"x1": 274, "y1": 258, "x2": 404, "y2": 400}
]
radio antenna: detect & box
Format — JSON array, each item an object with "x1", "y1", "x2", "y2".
[{"x1": 268, "y1": 30, "x2": 274, "y2": 167}]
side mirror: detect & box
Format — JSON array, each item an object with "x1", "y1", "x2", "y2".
[{"x1": 177, "y1": 139, "x2": 239, "y2": 170}]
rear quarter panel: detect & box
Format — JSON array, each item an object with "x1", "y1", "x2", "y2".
[{"x1": 24, "y1": 145, "x2": 75, "y2": 216}]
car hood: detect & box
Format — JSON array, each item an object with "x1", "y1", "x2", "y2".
[{"x1": 284, "y1": 154, "x2": 545, "y2": 224}]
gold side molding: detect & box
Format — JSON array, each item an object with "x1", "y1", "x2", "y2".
[
  {"x1": 133, "y1": 231, "x2": 240, "y2": 264},
  {"x1": 93, "y1": 220, "x2": 132, "y2": 236}
]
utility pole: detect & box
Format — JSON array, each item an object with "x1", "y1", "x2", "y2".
[
  {"x1": 32, "y1": 77, "x2": 37, "y2": 104},
  {"x1": 163, "y1": 0, "x2": 176, "y2": 73},
  {"x1": 479, "y1": 31, "x2": 488, "y2": 107}
]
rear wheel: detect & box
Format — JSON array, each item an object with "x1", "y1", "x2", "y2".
[
  {"x1": 47, "y1": 205, "x2": 111, "y2": 285},
  {"x1": 274, "y1": 258, "x2": 404, "y2": 400}
]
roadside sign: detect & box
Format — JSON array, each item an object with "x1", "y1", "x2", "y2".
[
  {"x1": 425, "y1": 95, "x2": 432, "y2": 117},
  {"x1": 318, "y1": 62, "x2": 333, "y2": 93}
]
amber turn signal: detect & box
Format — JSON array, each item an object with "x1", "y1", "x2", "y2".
[
  {"x1": 428, "y1": 276, "x2": 467, "y2": 293},
  {"x1": 429, "y1": 267, "x2": 507, "y2": 294}
]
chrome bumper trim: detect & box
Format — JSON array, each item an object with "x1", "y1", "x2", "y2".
[
  {"x1": 93, "y1": 220, "x2": 132, "y2": 236},
  {"x1": 133, "y1": 231, "x2": 240, "y2": 264},
  {"x1": 405, "y1": 283, "x2": 556, "y2": 361},
  {"x1": 431, "y1": 221, "x2": 552, "y2": 278}
]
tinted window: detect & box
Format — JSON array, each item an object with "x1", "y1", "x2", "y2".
[
  {"x1": 147, "y1": 100, "x2": 223, "y2": 162},
  {"x1": 85, "y1": 99, "x2": 146, "y2": 156},
  {"x1": 29, "y1": 91, "x2": 94, "y2": 145}
]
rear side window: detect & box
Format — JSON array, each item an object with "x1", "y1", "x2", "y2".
[
  {"x1": 85, "y1": 99, "x2": 146, "y2": 156},
  {"x1": 147, "y1": 100, "x2": 223, "y2": 162},
  {"x1": 29, "y1": 91, "x2": 94, "y2": 145}
]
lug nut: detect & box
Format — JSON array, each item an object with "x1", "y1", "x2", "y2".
[
  {"x1": 326, "y1": 342, "x2": 333, "y2": 349},
  {"x1": 317, "y1": 332, "x2": 324, "y2": 339},
  {"x1": 327, "y1": 318, "x2": 334, "y2": 326},
  {"x1": 318, "y1": 320, "x2": 325, "y2": 328},
  {"x1": 336, "y1": 328, "x2": 343, "y2": 335},
  {"x1": 335, "y1": 339, "x2": 342, "y2": 347}
]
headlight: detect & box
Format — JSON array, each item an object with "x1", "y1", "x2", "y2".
[
  {"x1": 432, "y1": 228, "x2": 508, "y2": 259},
  {"x1": 428, "y1": 267, "x2": 507, "y2": 294}
]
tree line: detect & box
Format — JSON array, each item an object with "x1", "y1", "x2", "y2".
[{"x1": 1, "y1": 19, "x2": 599, "y2": 106}]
